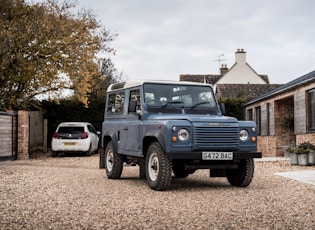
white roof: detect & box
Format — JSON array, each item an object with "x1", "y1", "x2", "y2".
[
  {"x1": 58, "y1": 122, "x2": 91, "y2": 127},
  {"x1": 107, "y1": 80, "x2": 211, "y2": 92}
]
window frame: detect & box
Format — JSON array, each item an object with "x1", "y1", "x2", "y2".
[{"x1": 308, "y1": 89, "x2": 315, "y2": 132}]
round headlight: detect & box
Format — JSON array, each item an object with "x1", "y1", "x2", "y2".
[
  {"x1": 240, "y1": 130, "x2": 249, "y2": 141},
  {"x1": 178, "y1": 129, "x2": 189, "y2": 141}
]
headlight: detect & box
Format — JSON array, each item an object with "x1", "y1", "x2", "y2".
[
  {"x1": 239, "y1": 130, "x2": 249, "y2": 141},
  {"x1": 178, "y1": 129, "x2": 189, "y2": 141}
]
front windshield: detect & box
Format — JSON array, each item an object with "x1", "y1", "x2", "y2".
[{"x1": 143, "y1": 83, "x2": 217, "y2": 109}]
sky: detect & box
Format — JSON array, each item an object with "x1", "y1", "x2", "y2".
[{"x1": 76, "y1": 0, "x2": 315, "y2": 84}]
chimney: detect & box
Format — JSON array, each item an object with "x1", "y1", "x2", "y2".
[
  {"x1": 235, "y1": 48, "x2": 246, "y2": 64},
  {"x1": 220, "y1": 64, "x2": 228, "y2": 76}
]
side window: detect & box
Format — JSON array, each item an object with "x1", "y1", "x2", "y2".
[
  {"x1": 130, "y1": 89, "x2": 141, "y2": 113},
  {"x1": 107, "y1": 92, "x2": 125, "y2": 114},
  {"x1": 87, "y1": 125, "x2": 96, "y2": 133}
]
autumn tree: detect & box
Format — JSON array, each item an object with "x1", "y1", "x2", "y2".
[
  {"x1": 88, "y1": 58, "x2": 123, "y2": 99},
  {"x1": 0, "y1": 0, "x2": 115, "y2": 110}
]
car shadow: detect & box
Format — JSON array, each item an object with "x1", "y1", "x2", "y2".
[{"x1": 116, "y1": 175, "x2": 231, "y2": 192}]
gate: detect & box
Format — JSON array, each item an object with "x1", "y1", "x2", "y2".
[{"x1": 0, "y1": 111, "x2": 18, "y2": 161}]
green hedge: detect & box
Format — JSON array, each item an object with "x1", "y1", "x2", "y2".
[{"x1": 41, "y1": 98, "x2": 105, "y2": 147}]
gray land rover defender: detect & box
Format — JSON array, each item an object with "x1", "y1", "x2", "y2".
[{"x1": 100, "y1": 80, "x2": 261, "y2": 191}]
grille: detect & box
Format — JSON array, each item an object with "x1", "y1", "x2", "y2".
[{"x1": 193, "y1": 125, "x2": 239, "y2": 150}]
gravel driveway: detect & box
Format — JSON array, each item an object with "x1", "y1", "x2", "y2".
[{"x1": 0, "y1": 154, "x2": 314, "y2": 229}]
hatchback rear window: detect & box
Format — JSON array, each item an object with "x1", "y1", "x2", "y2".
[{"x1": 58, "y1": 127, "x2": 84, "y2": 134}]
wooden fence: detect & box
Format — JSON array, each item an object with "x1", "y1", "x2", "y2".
[{"x1": 0, "y1": 111, "x2": 18, "y2": 160}]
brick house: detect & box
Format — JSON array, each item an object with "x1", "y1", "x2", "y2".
[
  {"x1": 243, "y1": 70, "x2": 315, "y2": 157},
  {"x1": 180, "y1": 49, "x2": 281, "y2": 99}
]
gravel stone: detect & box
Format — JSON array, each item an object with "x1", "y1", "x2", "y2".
[{"x1": 0, "y1": 155, "x2": 314, "y2": 229}]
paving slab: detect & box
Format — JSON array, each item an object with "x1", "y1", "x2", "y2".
[{"x1": 275, "y1": 170, "x2": 315, "y2": 186}]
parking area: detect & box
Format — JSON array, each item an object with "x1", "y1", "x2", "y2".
[{"x1": 0, "y1": 155, "x2": 314, "y2": 229}]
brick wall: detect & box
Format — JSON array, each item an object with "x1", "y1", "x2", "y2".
[
  {"x1": 17, "y1": 111, "x2": 29, "y2": 160},
  {"x1": 257, "y1": 136, "x2": 279, "y2": 157},
  {"x1": 297, "y1": 133, "x2": 315, "y2": 145}
]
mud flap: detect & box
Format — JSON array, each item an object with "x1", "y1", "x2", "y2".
[{"x1": 99, "y1": 148, "x2": 105, "y2": 169}]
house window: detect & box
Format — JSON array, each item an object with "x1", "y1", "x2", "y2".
[
  {"x1": 247, "y1": 109, "x2": 253, "y2": 121},
  {"x1": 309, "y1": 89, "x2": 315, "y2": 131},
  {"x1": 267, "y1": 103, "x2": 270, "y2": 135},
  {"x1": 255, "y1": 106, "x2": 261, "y2": 135}
]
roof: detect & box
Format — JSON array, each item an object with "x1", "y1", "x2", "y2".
[
  {"x1": 244, "y1": 70, "x2": 315, "y2": 106},
  {"x1": 180, "y1": 74, "x2": 221, "y2": 85},
  {"x1": 180, "y1": 73, "x2": 269, "y2": 85},
  {"x1": 58, "y1": 122, "x2": 91, "y2": 127},
  {"x1": 107, "y1": 80, "x2": 213, "y2": 92},
  {"x1": 216, "y1": 84, "x2": 282, "y2": 99}
]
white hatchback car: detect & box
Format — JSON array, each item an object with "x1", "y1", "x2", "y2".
[{"x1": 51, "y1": 122, "x2": 100, "y2": 157}]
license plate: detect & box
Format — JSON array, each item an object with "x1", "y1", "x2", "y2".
[
  {"x1": 202, "y1": 152, "x2": 233, "y2": 160},
  {"x1": 64, "y1": 142, "x2": 76, "y2": 146}
]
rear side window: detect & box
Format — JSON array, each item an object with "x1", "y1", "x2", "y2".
[
  {"x1": 58, "y1": 127, "x2": 84, "y2": 134},
  {"x1": 107, "y1": 92, "x2": 125, "y2": 114}
]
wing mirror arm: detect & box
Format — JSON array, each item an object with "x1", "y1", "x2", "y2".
[{"x1": 220, "y1": 103, "x2": 225, "y2": 115}]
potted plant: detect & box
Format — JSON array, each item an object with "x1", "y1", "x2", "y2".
[
  {"x1": 302, "y1": 142, "x2": 315, "y2": 165},
  {"x1": 285, "y1": 142, "x2": 298, "y2": 165},
  {"x1": 296, "y1": 142, "x2": 310, "y2": 166}
]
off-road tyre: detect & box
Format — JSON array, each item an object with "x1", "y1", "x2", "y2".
[
  {"x1": 105, "y1": 141, "x2": 123, "y2": 179},
  {"x1": 146, "y1": 142, "x2": 172, "y2": 191},
  {"x1": 226, "y1": 159, "x2": 254, "y2": 187}
]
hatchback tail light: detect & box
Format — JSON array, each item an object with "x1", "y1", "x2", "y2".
[
  {"x1": 53, "y1": 132, "x2": 59, "y2": 139},
  {"x1": 81, "y1": 132, "x2": 88, "y2": 139}
]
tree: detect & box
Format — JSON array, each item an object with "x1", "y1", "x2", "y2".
[
  {"x1": 218, "y1": 94, "x2": 254, "y2": 120},
  {"x1": 0, "y1": 0, "x2": 115, "y2": 110},
  {"x1": 89, "y1": 57, "x2": 123, "y2": 99}
]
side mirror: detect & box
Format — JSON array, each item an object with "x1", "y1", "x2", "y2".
[
  {"x1": 128, "y1": 101, "x2": 137, "y2": 113},
  {"x1": 220, "y1": 103, "x2": 225, "y2": 115}
]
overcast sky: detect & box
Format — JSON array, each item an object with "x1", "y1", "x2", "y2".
[{"x1": 77, "y1": 0, "x2": 315, "y2": 84}]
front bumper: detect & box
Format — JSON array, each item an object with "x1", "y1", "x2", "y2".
[{"x1": 167, "y1": 151, "x2": 262, "y2": 160}]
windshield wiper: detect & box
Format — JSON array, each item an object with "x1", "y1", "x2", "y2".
[
  {"x1": 190, "y1": 101, "x2": 211, "y2": 109},
  {"x1": 162, "y1": 101, "x2": 184, "y2": 108}
]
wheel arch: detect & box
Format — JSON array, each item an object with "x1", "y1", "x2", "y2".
[
  {"x1": 143, "y1": 131, "x2": 165, "y2": 156},
  {"x1": 100, "y1": 133, "x2": 118, "y2": 169}
]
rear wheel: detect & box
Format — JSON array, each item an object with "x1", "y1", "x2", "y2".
[
  {"x1": 146, "y1": 142, "x2": 172, "y2": 191},
  {"x1": 86, "y1": 144, "x2": 92, "y2": 156},
  {"x1": 105, "y1": 141, "x2": 123, "y2": 179},
  {"x1": 226, "y1": 159, "x2": 254, "y2": 187}
]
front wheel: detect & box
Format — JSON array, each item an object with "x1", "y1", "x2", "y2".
[
  {"x1": 105, "y1": 141, "x2": 123, "y2": 179},
  {"x1": 226, "y1": 159, "x2": 254, "y2": 187},
  {"x1": 146, "y1": 142, "x2": 172, "y2": 191}
]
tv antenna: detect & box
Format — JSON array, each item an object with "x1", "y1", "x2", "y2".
[{"x1": 213, "y1": 54, "x2": 225, "y2": 68}]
